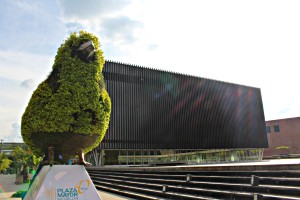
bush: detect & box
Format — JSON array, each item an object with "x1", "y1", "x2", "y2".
[
  {"x1": 12, "y1": 190, "x2": 27, "y2": 198},
  {"x1": 0, "y1": 153, "x2": 12, "y2": 173}
]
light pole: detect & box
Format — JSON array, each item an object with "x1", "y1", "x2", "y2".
[{"x1": 0, "y1": 139, "x2": 3, "y2": 153}]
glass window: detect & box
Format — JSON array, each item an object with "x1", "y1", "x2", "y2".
[
  {"x1": 266, "y1": 126, "x2": 271, "y2": 133},
  {"x1": 274, "y1": 125, "x2": 280, "y2": 132}
]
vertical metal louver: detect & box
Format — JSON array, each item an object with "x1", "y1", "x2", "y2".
[{"x1": 100, "y1": 61, "x2": 268, "y2": 150}]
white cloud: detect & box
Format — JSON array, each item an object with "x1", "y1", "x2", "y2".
[
  {"x1": 58, "y1": 0, "x2": 143, "y2": 47},
  {"x1": 58, "y1": 0, "x2": 133, "y2": 33},
  {"x1": 59, "y1": 0, "x2": 131, "y2": 21},
  {"x1": 65, "y1": 22, "x2": 85, "y2": 34},
  {"x1": 147, "y1": 44, "x2": 158, "y2": 51},
  {"x1": 102, "y1": 0, "x2": 300, "y2": 122},
  {"x1": 0, "y1": 50, "x2": 54, "y2": 142},
  {"x1": 3, "y1": 122, "x2": 23, "y2": 143},
  {"x1": 0, "y1": 50, "x2": 52, "y2": 82},
  {"x1": 0, "y1": 107, "x2": 23, "y2": 141},
  {"x1": 0, "y1": 0, "x2": 65, "y2": 54},
  {"x1": 20, "y1": 79, "x2": 35, "y2": 89},
  {"x1": 100, "y1": 16, "x2": 143, "y2": 44},
  {"x1": 1, "y1": 0, "x2": 300, "y2": 142}
]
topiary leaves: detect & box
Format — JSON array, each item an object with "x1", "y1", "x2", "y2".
[{"x1": 21, "y1": 31, "x2": 111, "y2": 158}]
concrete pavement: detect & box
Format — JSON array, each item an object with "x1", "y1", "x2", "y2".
[{"x1": 0, "y1": 174, "x2": 25, "y2": 200}]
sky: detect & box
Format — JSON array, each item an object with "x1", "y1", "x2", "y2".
[{"x1": 0, "y1": 0, "x2": 300, "y2": 142}]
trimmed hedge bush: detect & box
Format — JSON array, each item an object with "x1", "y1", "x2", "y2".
[{"x1": 21, "y1": 31, "x2": 111, "y2": 159}]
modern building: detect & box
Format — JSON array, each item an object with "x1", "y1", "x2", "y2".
[
  {"x1": 264, "y1": 117, "x2": 300, "y2": 159},
  {"x1": 87, "y1": 61, "x2": 268, "y2": 166},
  {"x1": 0, "y1": 142, "x2": 25, "y2": 154}
]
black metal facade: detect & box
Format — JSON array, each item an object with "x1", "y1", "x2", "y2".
[{"x1": 98, "y1": 61, "x2": 268, "y2": 150}]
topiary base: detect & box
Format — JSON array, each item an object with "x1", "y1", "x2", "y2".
[{"x1": 31, "y1": 132, "x2": 99, "y2": 163}]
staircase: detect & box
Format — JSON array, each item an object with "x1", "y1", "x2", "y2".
[{"x1": 87, "y1": 167, "x2": 300, "y2": 199}]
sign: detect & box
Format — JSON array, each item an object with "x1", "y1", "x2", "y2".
[{"x1": 24, "y1": 165, "x2": 101, "y2": 200}]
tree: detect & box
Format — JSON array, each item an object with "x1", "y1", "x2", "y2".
[
  {"x1": 10, "y1": 146, "x2": 42, "y2": 182},
  {"x1": 0, "y1": 153, "x2": 12, "y2": 173},
  {"x1": 21, "y1": 31, "x2": 111, "y2": 163},
  {"x1": 11, "y1": 146, "x2": 30, "y2": 176}
]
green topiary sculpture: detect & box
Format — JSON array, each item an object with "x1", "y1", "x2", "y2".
[{"x1": 21, "y1": 31, "x2": 111, "y2": 165}]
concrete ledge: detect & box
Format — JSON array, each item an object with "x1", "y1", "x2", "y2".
[{"x1": 88, "y1": 159, "x2": 300, "y2": 172}]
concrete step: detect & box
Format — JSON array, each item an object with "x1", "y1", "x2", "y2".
[
  {"x1": 90, "y1": 173, "x2": 300, "y2": 198},
  {"x1": 92, "y1": 176, "x2": 257, "y2": 199},
  {"x1": 89, "y1": 170, "x2": 300, "y2": 187},
  {"x1": 88, "y1": 168, "x2": 300, "y2": 178},
  {"x1": 93, "y1": 179, "x2": 216, "y2": 200},
  {"x1": 87, "y1": 168, "x2": 300, "y2": 199},
  {"x1": 92, "y1": 176, "x2": 300, "y2": 199},
  {"x1": 95, "y1": 184, "x2": 160, "y2": 200}
]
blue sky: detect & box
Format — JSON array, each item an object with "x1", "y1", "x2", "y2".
[{"x1": 1, "y1": 0, "x2": 300, "y2": 142}]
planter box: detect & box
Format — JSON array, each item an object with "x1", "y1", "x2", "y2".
[{"x1": 15, "y1": 175, "x2": 23, "y2": 184}]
